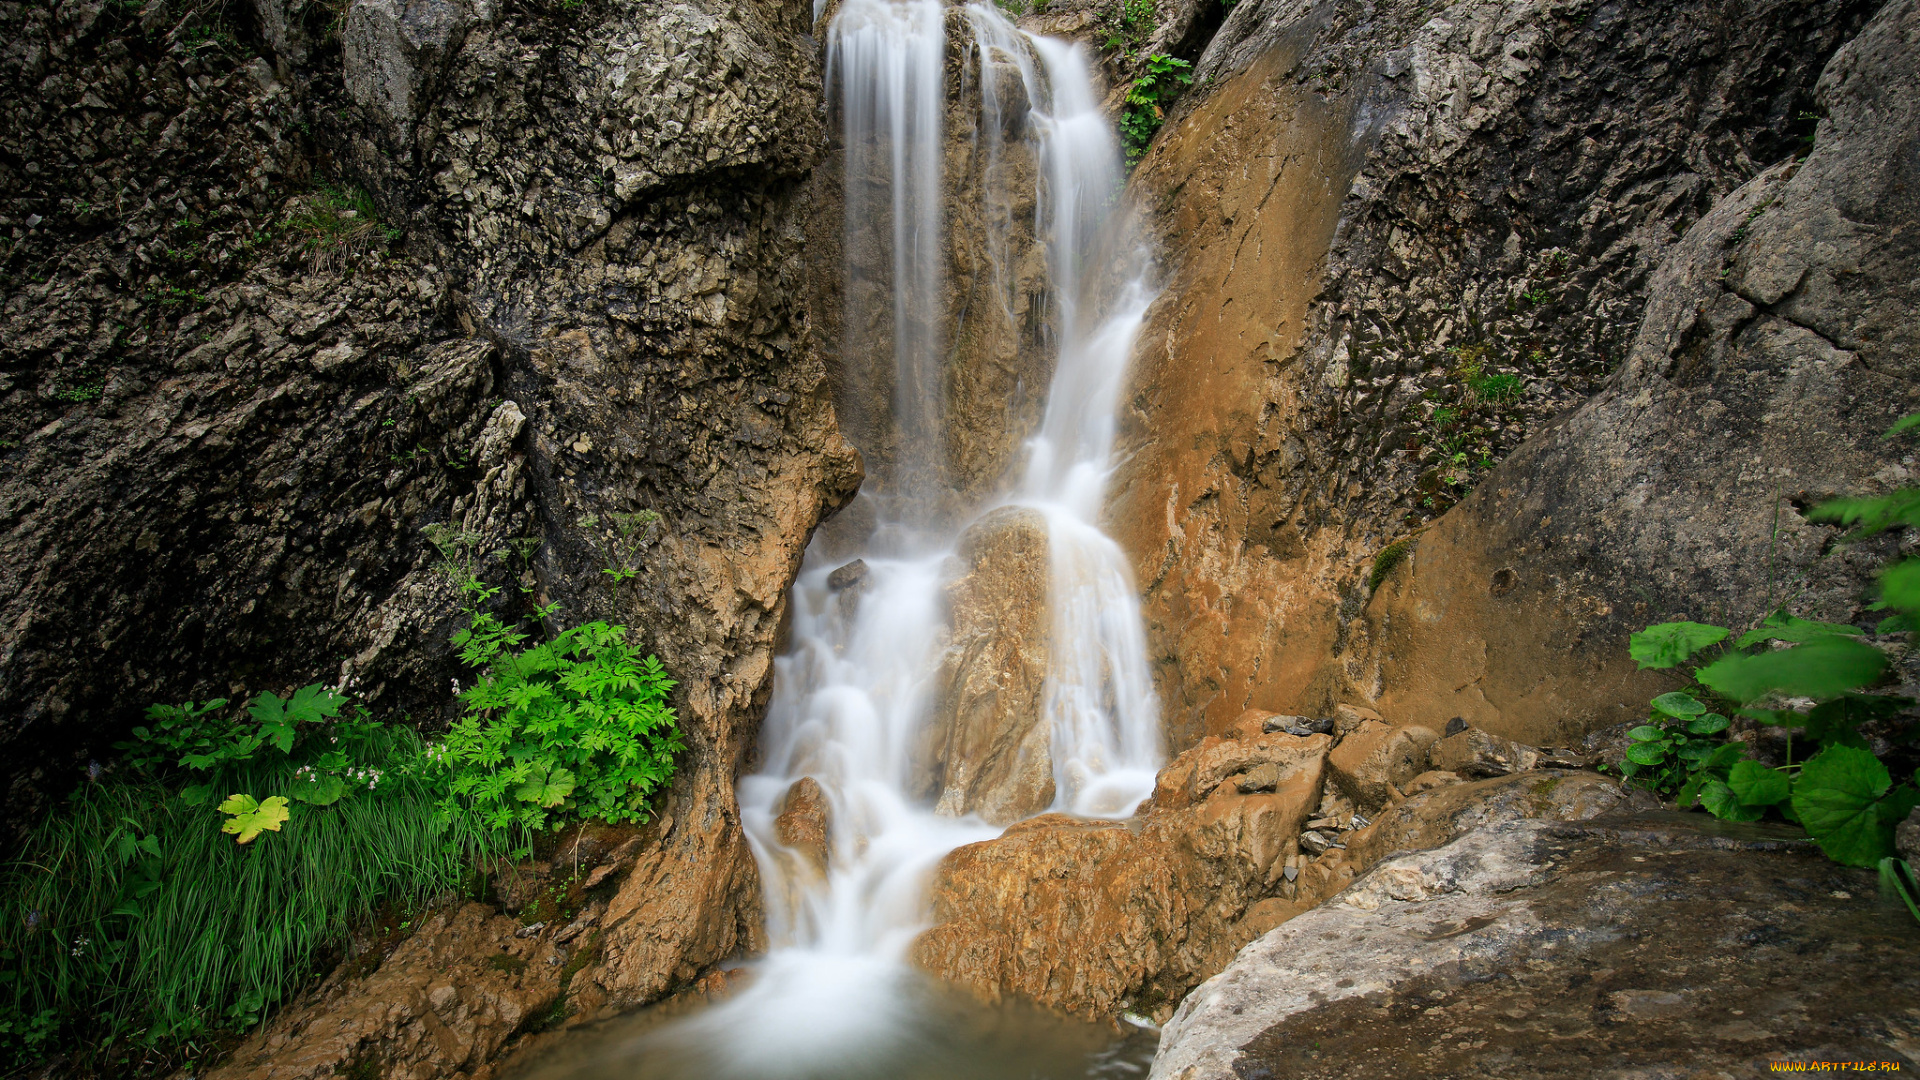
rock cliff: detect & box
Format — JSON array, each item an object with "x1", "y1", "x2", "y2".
[
  {"x1": 1111, "y1": 0, "x2": 1891, "y2": 748},
  {"x1": 3, "y1": 0, "x2": 858, "y2": 1068}
]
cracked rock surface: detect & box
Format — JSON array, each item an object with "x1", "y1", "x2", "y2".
[{"x1": 1151, "y1": 813, "x2": 1920, "y2": 1080}]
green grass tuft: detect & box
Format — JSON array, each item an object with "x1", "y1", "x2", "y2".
[{"x1": 0, "y1": 726, "x2": 498, "y2": 1061}]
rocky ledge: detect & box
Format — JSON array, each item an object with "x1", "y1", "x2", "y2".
[{"x1": 1152, "y1": 813, "x2": 1920, "y2": 1079}]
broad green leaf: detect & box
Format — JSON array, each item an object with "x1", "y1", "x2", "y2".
[
  {"x1": 284, "y1": 683, "x2": 347, "y2": 726},
  {"x1": 1628, "y1": 725, "x2": 1664, "y2": 742},
  {"x1": 1737, "y1": 707, "x2": 1807, "y2": 728},
  {"x1": 217, "y1": 794, "x2": 291, "y2": 844},
  {"x1": 1792, "y1": 745, "x2": 1892, "y2": 867},
  {"x1": 1699, "y1": 781, "x2": 1764, "y2": 821},
  {"x1": 513, "y1": 766, "x2": 577, "y2": 808},
  {"x1": 1625, "y1": 742, "x2": 1667, "y2": 766},
  {"x1": 1879, "y1": 560, "x2": 1920, "y2": 614},
  {"x1": 180, "y1": 783, "x2": 214, "y2": 807},
  {"x1": 1677, "y1": 772, "x2": 1708, "y2": 809},
  {"x1": 1695, "y1": 636, "x2": 1888, "y2": 704},
  {"x1": 1727, "y1": 759, "x2": 1790, "y2": 807},
  {"x1": 1735, "y1": 610, "x2": 1863, "y2": 648},
  {"x1": 1650, "y1": 692, "x2": 1707, "y2": 718},
  {"x1": 1703, "y1": 742, "x2": 1748, "y2": 771},
  {"x1": 1808, "y1": 490, "x2": 1920, "y2": 535},
  {"x1": 1629, "y1": 622, "x2": 1730, "y2": 669},
  {"x1": 289, "y1": 773, "x2": 348, "y2": 806},
  {"x1": 1687, "y1": 713, "x2": 1731, "y2": 735}
]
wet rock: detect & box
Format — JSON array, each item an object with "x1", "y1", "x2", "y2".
[
  {"x1": 1400, "y1": 770, "x2": 1463, "y2": 797},
  {"x1": 826, "y1": 559, "x2": 869, "y2": 591},
  {"x1": 774, "y1": 776, "x2": 833, "y2": 877},
  {"x1": 1151, "y1": 814, "x2": 1919, "y2": 1080},
  {"x1": 917, "y1": 507, "x2": 1055, "y2": 825},
  {"x1": 1427, "y1": 727, "x2": 1540, "y2": 779},
  {"x1": 1331, "y1": 703, "x2": 1383, "y2": 738},
  {"x1": 1326, "y1": 721, "x2": 1440, "y2": 810},
  {"x1": 1111, "y1": 0, "x2": 1885, "y2": 750},
  {"x1": 915, "y1": 734, "x2": 1329, "y2": 1019}
]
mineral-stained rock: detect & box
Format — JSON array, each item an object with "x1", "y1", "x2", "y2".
[
  {"x1": 1427, "y1": 727, "x2": 1540, "y2": 779},
  {"x1": 914, "y1": 735, "x2": 1330, "y2": 1019},
  {"x1": 1325, "y1": 721, "x2": 1440, "y2": 810},
  {"x1": 774, "y1": 776, "x2": 833, "y2": 877},
  {"x1": 1151, "y1": 814, "x2": 1920, "y2": 1080},
  {"x1": 917, "y1": 507, "x2": 1056, "y2": 825}
]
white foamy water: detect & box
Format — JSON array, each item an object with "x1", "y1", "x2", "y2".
[{"x1": 622, "y1": 1, "x2": 1164, "y2": 1071}]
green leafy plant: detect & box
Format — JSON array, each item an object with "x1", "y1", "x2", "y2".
[
  {"x1": 1619, "y1": 413, "x2": 1920, "y2": 869},
  {"x1": 1119, "y1": 54, "x2": 1192, "y2": 164},
  {"x1": 437, "y1": 590, "x2": 683, "y2": 849}
]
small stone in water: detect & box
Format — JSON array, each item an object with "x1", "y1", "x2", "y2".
[{"x1": 827, "y1": 558, "x2": 869, "y2": 591}]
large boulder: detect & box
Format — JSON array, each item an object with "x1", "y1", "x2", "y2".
[
  {"x1": 913, "y1": 733, "x2": 1331, "y2": 1019},
  {"x1": 916, "y1": 507, "x2": 1057, "y2": 825},
  {"x1": 1325, "y1": 720, "x2": 1439, "y2": 810},
  {"x1": 1152, "y1": 814, "x2": 1920, "y2": 1079}
]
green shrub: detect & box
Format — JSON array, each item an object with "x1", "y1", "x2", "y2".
[
  {"x1": 438, "y1": 584, "x2": 682, "y2": 851},
  {"x1": 1120, "y1": 54, "x2": 1192, "y2": 164},
  {"x1": 0, "y1": 691, "x2": 496, "y2": 1069}
]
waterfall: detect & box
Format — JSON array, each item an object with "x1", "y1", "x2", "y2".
[{"x1": 637, "y1": 1, "x2": 1163, "y2": 1070}]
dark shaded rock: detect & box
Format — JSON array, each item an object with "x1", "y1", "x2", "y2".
[{"x1": 1154, "y1": 814, "x2": 1920, "y2": 1079}]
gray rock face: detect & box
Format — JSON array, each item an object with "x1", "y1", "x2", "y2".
[
  {"x1": 342, "y1": 0, "x2": 480, "y2": 147},
  {"x1": 1, "y1": 0, "x2": 856, "y2": 1035},
  {"x1": 1152, "y1": 814, "x2": 1920, "y2": 1080},
  {"x1": 1333, "y1": 0, "x2": 1920, "y2": 742}
]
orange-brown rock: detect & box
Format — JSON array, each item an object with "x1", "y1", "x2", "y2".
[
  {"x1": 912, "y1": 733, "x2": 1329, "y2": 1019},
  {"x1": 203, "y1": 904, "x2": 567, "y2": 1080},
  {"x1": 1325, "y1": 721, "x2": 1440, "y2": 811},
  {"x1": 916, "y1": 507, "x2": 1057, "y2": 824},
  {"x1": 1150, "y1": 732, "x2": 1331, "y2": 812},
  {"x1": 774, "y1": 776, "x2": 833, "y2": 876}
]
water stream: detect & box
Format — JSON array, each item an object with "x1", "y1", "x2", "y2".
[{"x1": 519, "y1": 3, "x2": 1162, "y2": 1074}]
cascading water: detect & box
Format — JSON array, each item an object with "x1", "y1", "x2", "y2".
[{"x1": 522, "y1": 4, "x2": 1162, "y2": 1075}]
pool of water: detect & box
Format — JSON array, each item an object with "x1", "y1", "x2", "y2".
[{"x1": 498, "y1": 960, "x2": 1158, "y2": 1080}]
